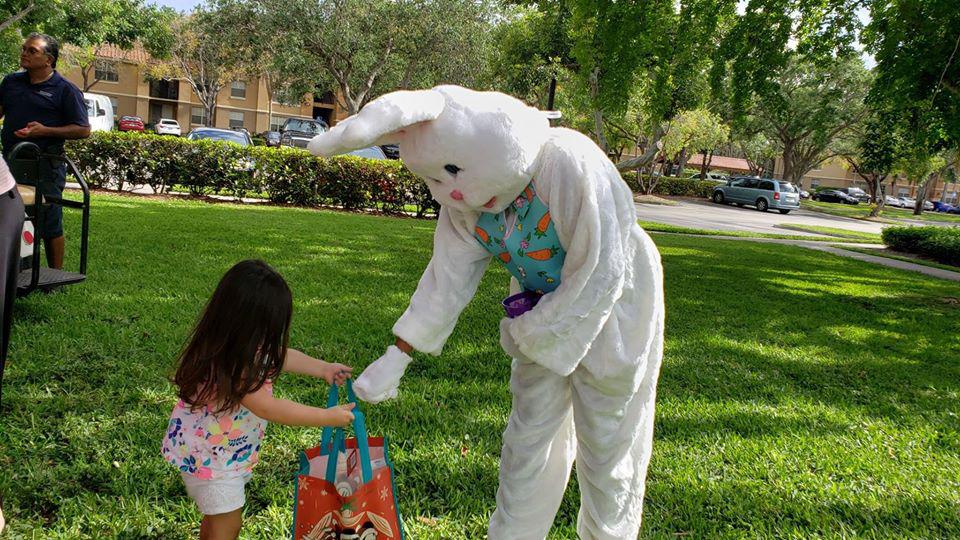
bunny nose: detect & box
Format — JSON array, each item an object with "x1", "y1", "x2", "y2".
[{"x1": 450, "y1": 190, "x2": 464, "y2": 201}]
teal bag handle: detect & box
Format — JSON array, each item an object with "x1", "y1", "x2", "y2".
[{"x1": 320, "y1": 380, "x2": 373, "y2": 484}]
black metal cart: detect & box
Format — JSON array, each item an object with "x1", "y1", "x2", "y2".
[{"x1": 8, "y1": 142, "x2": 90, "y2": 296}]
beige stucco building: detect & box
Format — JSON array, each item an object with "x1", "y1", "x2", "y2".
[
  {"x1": 61, "y1": 44, "x2": 345, "y2": 133},
  {"x1": 774, "y1": 157, "x2": 958, "y2": 204}
]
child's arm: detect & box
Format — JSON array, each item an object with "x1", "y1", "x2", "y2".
[
  {"x1": 284, "y1": 348, "x2": 352, "y2": 385},
  {"x1": 240, "y1": 385, "x2": 355, "y2": 427}
]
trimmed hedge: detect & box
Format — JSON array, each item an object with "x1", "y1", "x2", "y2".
[
  {"x1": 621, "y1": 172, "x2": 717, "y2": 198},
  {"x1": 66, "y1": 131, "x2": 440, "y2": 217},
  {"x1": 882, "y1": 226, "x2": 960, "y2": 266}
]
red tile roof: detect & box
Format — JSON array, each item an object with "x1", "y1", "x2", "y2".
[
  {"x1": 686, "y1": 154, "x2": 752, "y2": 172},
  {"x1": 64, "y1": 43, "x2": 152, "y2": 64}
]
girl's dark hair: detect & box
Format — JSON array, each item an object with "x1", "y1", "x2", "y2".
[{"x1": 174, "y1": 260, "x2": 292, "y2": 414}]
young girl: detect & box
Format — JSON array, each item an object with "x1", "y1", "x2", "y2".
[{"x1": 162, "y1": 259, "x2": 355, "y2": 540}]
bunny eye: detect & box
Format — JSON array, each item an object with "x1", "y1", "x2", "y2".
[{"x1": 444, "y1": 164, "x2": 462, "y2": 175}]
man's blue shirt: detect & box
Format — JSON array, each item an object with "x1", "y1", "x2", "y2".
[{"x1": 0, "y1": 71, "x2": 89, "y2": 157}]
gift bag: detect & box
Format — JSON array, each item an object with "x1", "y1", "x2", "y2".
[{"x1": 292, "y1": 380, "x2": 404, "y2": 540}]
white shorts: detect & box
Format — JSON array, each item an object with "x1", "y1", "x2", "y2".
[{"x1": 180, "y1": 472, "x2": 251, "y2": 516}]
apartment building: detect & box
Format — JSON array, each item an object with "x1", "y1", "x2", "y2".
[{"x1": 61, "y1": 44, "x2": 345, "y2": 134}]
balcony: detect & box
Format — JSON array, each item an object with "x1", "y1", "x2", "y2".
[{"x1": 149, "y1": 79, "x2": 179, "y2": 101}]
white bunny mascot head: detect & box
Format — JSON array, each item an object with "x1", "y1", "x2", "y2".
[{"x1": 310, "y1": 85, "x2": 665, "y2": 539}]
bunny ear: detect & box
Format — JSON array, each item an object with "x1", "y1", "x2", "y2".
[{"x1": 308, "y1": 89, "x2": 445, "y2": 157}]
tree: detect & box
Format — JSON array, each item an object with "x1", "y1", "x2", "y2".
[
  {"x1": 660, "y1": 108, "x2": 730, "y2": 178},
  {"x1": 735, "y1": 131, "x2": 777, "y2": 176},
  {"x1": 156, "y1": 12, "x2": 247, "y2": 127},
  {"x1": 752, "y1": 54, "x2": 870, "y2": 186},
  {"x1": 1, "y1": 0, "x2": 174, "y2": 74},
  {"x1": 259, "y1": 0, "x2": 496, "y2": 116},
  {"x1": 863, "y1": 0, "x2": 960, "y2": 215}
]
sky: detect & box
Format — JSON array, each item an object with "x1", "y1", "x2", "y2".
[{"x1": 149, "y1": 0, "x2": 203, "y2": 12}]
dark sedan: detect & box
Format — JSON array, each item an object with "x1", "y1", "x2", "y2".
[{"x1": 812, "y1": 189, "x2": 860, "y2": 204}]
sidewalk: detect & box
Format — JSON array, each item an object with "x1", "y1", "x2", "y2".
[{"x1": 651, "y1": 232, "x2": 960, "y2": 282}]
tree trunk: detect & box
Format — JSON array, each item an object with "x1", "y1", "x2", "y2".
[
  {"x1": 868, "y1": 174, "x2": 885, "y2": 218},
  {"x1": 780, "y1": 143, "x2": 795, "y2": 184},
  {"x1": 616, "y1": 126, "x2": 663, "y2": 172},
  {"x1": 914, "y1": 173, "x2": 934, "y2": 215},
  {"x1": 588, "y1": 67, "x2": 608, "y2": 153},
  {"x1": 675, "y1": 148, "x2": 688, "y2": 177}
]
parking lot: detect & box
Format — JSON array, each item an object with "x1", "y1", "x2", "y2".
[{"x1": 636, "y1": 198, "x2": 888, "y2": 236}]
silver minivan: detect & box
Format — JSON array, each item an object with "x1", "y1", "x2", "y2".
[{"x1": 712, "y1": 177, "x2": 801, "y2": 214}]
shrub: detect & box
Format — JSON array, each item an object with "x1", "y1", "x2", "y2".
[
  {"x1": 66, "y1": 131, "x2": 439, "y2": 217},
  {"x1": 620, "y1": 171, "x2": 717, "y2": 198},
  {"x1": 882, "y1": 226, "x2": 960, "y2": 266}
]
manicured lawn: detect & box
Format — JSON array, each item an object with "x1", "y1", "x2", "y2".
[
  {"x1": 804, "y1": 199, "x2": 960, "y2": 224},
  {"x1": 836, "y1": 246, "x2": 960, "y2": 273},
  {"x1": 638, "y1": 220, "x2": 869, "y2": 243},
  {"x1": 774, "y1": 223, "x2": 884, "y2": 243},
  {"x1": 2, "y1": 194, "x2": 959, "y2": 539}
]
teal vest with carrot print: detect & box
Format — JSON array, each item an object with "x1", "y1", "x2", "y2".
[{"x1": 473, "y1": 181, "x2": 566, "y2": 294}]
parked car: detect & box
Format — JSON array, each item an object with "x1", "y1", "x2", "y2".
[
  {"x1": 262, "y1": 131, "x2": 281, "y2": 147},
  {"x1": 897, "y1": 196, "x2": 917, "y2": 208},
  {"x1": 345, "y1": 146, "x2": 388, "y2": 160},
  {"x1": 884, "y1": 195, "x2": 903, "y2": 207},
  {"x1": 118, "y1": 115, "x2": 144, "y2": 132},
  {"x1": 812, "y1": 189, "x2": 859, "y2": 204},
  {"x1": 711, "y1": 176, "x2": 801, "y2": 214},
  {"x1": 687, "y1": 172, "x2": 729, "y2": 183},
  {"x1": 280, "y1": 118, "x2": 327, "y2": 148},
  {"x1": 933, "y1": 201, "x2": 956, "y2": 212},
  {"x1": 799, "y1": 190, "x2": 810, "y2": 199},
  {"x1": 187, "y1": 127, "x2": 253, "y2": 146},
  {"x1": 83, "y1": 92, "x2": 114, "y2": 132},
  {"x1": 186, "y1": 127, "x2": 255, "y2": 173},
  {"x1": 380, "y1": 144, "x2": 400, "y2": 159},
  {"x1": 835, "y1": 186, "x2": 871, "y2": 203},
  {"x1": 155, "y1": 118, "x2": 182, "y2": 136}
]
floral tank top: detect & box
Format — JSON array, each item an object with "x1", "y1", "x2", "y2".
[
  {"x1": 473, "y1": 180, "x2": 566, "y2": 294},
  {"x1": 161, "y1": 380, "x2": 271, "y2": 480}
]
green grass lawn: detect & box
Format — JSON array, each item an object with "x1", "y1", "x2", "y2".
[
  {"x1": 803, "y1": 199, "x2": 960, "y2": 224},
  {"x1": 638, "y1": 220, "x2": 870, "y2": 243},
  {"x1": 835, "y1": 246, "x2": 960, "y2": 273},
  {"x1": 774, "y1": 223, "x2": 884, "y2": 243},
  {"x1": 2, "y1": 194, "x2": 960, "y2": 539}
]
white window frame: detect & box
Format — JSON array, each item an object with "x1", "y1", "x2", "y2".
[
  {"x1": 228, "y1": 111, "x2": 245, "y2": 129},
  {"x1": 269, "y1": 116, "x2": 286, "y2": 132},
  {"x1": 230, "y1": 80, "x2": 247, "y2": 99},
  {"x1": 94, "y1": 60, "x2": 119, "y2": 83},
  {"x1": 191, "y1": 107, "x2": 207, "y2": 126}
]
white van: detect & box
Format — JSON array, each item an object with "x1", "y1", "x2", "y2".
[{"x1": 83, "y1": 93, "x2": 114, "y2": 132}]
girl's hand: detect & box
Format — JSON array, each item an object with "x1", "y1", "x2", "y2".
[
  {"x1": 325, "y1": 403, "x2": 356, "y2": 427},
  {"x1": 324, "y1": 362, "x2": 353, "y2": 385}
]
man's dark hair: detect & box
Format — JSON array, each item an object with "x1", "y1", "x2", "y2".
[{"x1": 27, "y1": 32, "x2": 59, "y2": 69}]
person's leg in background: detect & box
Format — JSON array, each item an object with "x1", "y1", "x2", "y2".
[{"x1": 38, "y1": 158, "x2": 66, "y2": 270}]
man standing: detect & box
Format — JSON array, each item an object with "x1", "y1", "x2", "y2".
[{"x1": 0, "y1": 33, "x2": 90, "y2": 270}]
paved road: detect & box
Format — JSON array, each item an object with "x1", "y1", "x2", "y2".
[{"x1": 636, "y1": 198, "x2": 887, "y2": 236}]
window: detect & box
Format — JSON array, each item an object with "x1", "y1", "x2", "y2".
[
  {"x1": 759, "y1": 180, "x2": 775, "y2": 191},
  {"x1": 229, "y1": 111, "x2": 244, "y2": 129},
  {"x1": 810, "y1": 180, "x2": 821, "y2": 189},
  {"x1": 270, "y1": 116, "x2": 286, "y2": 132},
  {"x1": 109, "y1": 97, "x2": 118, "y2": 113},
  {"x1": 231, "y1": 81, "x2": 246, "y2": 99},
  {"x1": 898, "y1": 188, "x2": 910, "y2": 197},
  {"x1": 95, "y1": 60, "x2": 119, "y2": 82},
  {"x1": 191, "y1": 107, "x2": 207, "y2": 125}
]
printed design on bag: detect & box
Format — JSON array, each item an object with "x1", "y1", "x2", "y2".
[{"x1": 303, "y1": 509, "x2": 394, "y2": 539}]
